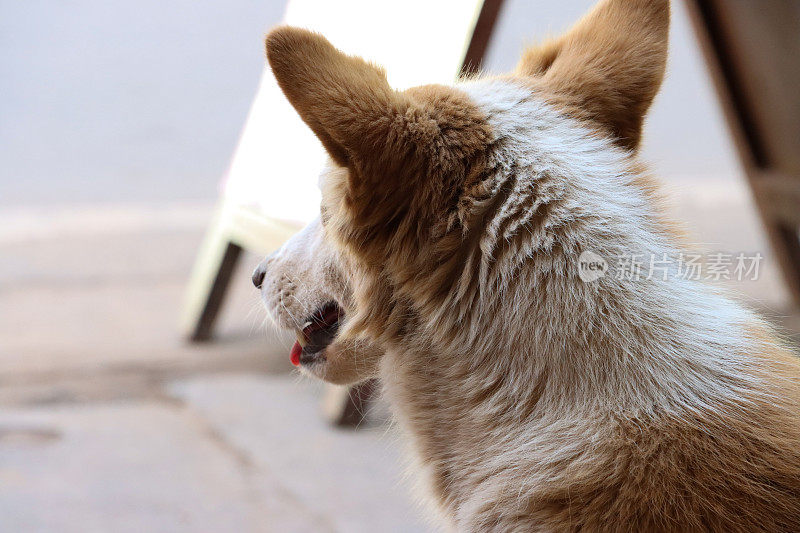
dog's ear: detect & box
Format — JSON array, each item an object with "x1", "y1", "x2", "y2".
[
  {"x1": 516, "y1": 0, "x2": 670, "y2": 151},
  {"x1": 265, "y1": 27, "x2": 490, "y2": 235},
  {"x1": 265, "y1": 26, "x2": 406, "y2": 169}
]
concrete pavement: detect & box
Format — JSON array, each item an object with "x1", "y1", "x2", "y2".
[{"x1": 0, "y1": 202, "x2": 429, "y2": 532}]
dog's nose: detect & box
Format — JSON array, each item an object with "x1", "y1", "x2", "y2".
[{"x1": 252, "y1": 267, "x2": 266, "y2": 289}]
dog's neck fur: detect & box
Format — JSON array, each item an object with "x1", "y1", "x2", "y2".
[
  {"x1": 375, "y1": 80, "x2": 786, "y2": 524},
  {"x1": 413, "y1": 78, "x2": 761, "y2": 408}
]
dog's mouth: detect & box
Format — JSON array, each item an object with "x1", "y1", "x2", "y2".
[{"x1": 290, "y1": 302, "x2": 344, "y2": 367}]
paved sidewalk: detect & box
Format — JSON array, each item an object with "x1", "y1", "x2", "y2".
[
  {"x1": 0, "y1": 202, "x2": 430, "y2": 532},
  {"x1": 0, "y1": 376, "x2": 428, "y2": 533}
]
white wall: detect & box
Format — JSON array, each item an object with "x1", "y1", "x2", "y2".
[
  {"x1": 0, "y1": 0, "x2": 286, "y2": 206},
  {"x1": 0, "y1": 0, "x2": 743, "y2": 205}
]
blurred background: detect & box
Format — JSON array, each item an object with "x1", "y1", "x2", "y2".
[{"x1": 1, "y1": 0, "x2": 798, "y2": 531}]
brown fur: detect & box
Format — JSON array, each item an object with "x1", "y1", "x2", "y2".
[
  {"x1": 517, "y1": 0, "x2": 669, "y2": 151},
  {"x1": 262, "y1": 1, "x2": 800, "y2": 530}
]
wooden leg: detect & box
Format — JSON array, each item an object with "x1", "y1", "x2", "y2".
[
  {"x1": 773, "y1": 223, "x2": 800, "y2": 307},
  {"x1": 189, "y1": 241, "x2": 242, "y2": 342},
  {"x1": 321, "y1": 380, "x2": 378, "y2": 427},
  {"x1": 182, "y1": 207, "x2": 243, "y2": 341}
]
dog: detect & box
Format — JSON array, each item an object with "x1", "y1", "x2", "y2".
[{"x1": 254, "y1": 0, "x2": 800, "y2": 529}]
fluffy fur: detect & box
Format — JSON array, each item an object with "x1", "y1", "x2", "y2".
[{"x1": 257, "y1": 0, "x2": 800, "y2": 530}]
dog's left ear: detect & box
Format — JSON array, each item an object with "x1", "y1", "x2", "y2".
[
  {"x1": 266, "y1": 26, "x2": 490, "y2": 238},
  {"x1": 517, "y1": 0, "x2": 670, "y2": 151},
  {"x1": 266, "y1": 26, "x2": 489, "y2": 218},
  {"x1": 265, "y1": 26, "x2": 406, "y2": 170}
]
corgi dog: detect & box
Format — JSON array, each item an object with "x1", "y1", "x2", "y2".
[{"x1": 254, "y1": 0, "x2": 800, "y2": 529}]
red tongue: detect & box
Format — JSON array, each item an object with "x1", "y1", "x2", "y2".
[{"x1": 290, "y1": 341, "x2": 302, "y2": 366}]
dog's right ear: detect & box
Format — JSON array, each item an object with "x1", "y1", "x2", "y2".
[{"x1": 516, "y1": 0, "x2": 670, "y2": 151}]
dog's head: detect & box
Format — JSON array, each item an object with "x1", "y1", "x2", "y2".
[
  {"x1": 253, "y1": 216, "x2": 382, "y2": 384},
  {"x1": 255, "y1": 0, "x2": 670, "y2": 384}
]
